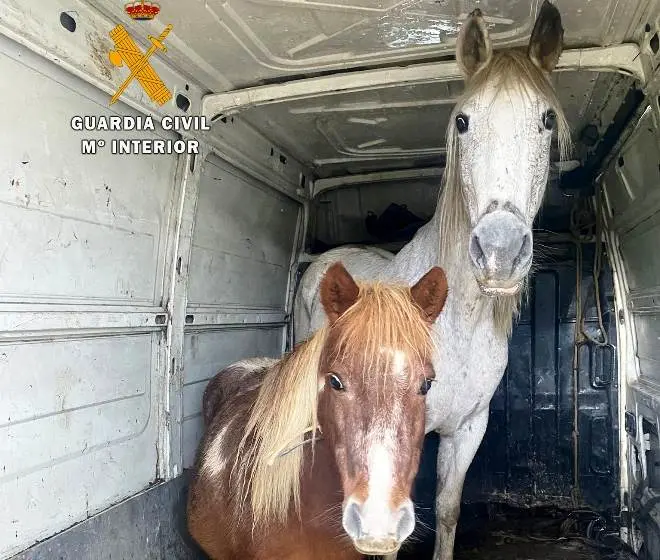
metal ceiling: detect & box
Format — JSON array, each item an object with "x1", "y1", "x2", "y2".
[{"x1": 88, "y1": 0, "x2": 660, "y2": 180}]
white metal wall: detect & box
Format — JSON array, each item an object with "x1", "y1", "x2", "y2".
[
  {"x1": 181, "y1": 154, "x2": 301, "y2": 468},
  {"x1": 603, "y1": 104, "x2": 660, "y2": 407},
  {"x1": 313, "y1": 176, "x2": 440, "y2": 246},
  {"x1": 0, "y1": 30, "x2": 304, "y2": 560},
  {"x1": 601, "y1": 102, "x2": 660, "y2": 543},
  {"x1": 0, "y1": 42, "x2": 178, "y2": 558}
]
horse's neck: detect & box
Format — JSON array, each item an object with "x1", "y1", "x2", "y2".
[
  {"x1": 388, "y1": 213, "x2": 497, "y2": 334},
  {"x1": 387, "y1": 215, "x2": 441, "y2": 283}
]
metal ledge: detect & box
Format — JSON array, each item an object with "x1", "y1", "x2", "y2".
[
  {"x1": 202, "y1": 44, "x2": 646, "y2": 119},
  {"x1": 312, "y1": 167, "x2": 443, "y2": 198}
]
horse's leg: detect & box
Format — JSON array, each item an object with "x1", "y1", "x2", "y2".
[{"x1": 432, "y1": 409, "x2": 489, "y2": 560}]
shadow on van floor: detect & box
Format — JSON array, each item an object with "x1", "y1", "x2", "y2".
[{"x1": 396, "y1": 503, "x2": 638, "y2": 560}]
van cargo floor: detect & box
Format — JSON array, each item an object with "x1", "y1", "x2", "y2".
[
  {"x1": 455, "y1": 538, "x2": 625, "y2": 559},
  {"x1": 396, "y1": 503, "x2": 638, "y2": 560}
]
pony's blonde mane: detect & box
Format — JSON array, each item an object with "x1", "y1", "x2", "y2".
[
  {"x1": 437, "y1": 49, "x2": 572, "y2": 337},
  {"x1": 232, "y1": 279, "x2": 435, "y2": 529}
]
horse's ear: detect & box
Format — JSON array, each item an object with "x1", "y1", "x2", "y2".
[
  {"x1": 456, "y1": 8, "x2": 493, "y2": 79},
  {"x1": 528, "y1": 0, "x2": 564, "y2": 73},
  {"x1": 410, "y1": 267, "x2": 449, "y2": 324},
  {"x1": 320, "y1": 262, "x2": 360, "y2": 324}
]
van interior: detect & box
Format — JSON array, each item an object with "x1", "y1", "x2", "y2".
[{"x1": 1, "y1": 0, "x2": 660, "y2": 559}]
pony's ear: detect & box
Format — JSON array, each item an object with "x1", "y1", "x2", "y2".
[
  {"x1": 528, "y1": 0, "x2": 564, "y2": 73},
  {"x1": 410, "y1": 267, "x2": 449, "y2": 324},
  {"x1": 456, "y1": 8, "x2": 493, "y2": 79},
  {"x1": 320, "y1": 262, "x2": 360, "y2": 324}
]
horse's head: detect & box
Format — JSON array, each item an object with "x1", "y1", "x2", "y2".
[
  {"x1": 445, "y1": 0, "x2": 569, "y2": 295},
  {"x1": 317, "y1": 263, "x2": 448, "y2": 555}
]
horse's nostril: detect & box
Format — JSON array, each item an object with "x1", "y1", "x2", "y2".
[
  {"x1": 396, "y1": 503, "x2": 415, "y2": 542},
  {"x1": 343, "y1": 501, "x2": 362, "y2": 540},
  {"x1": 512, "y1": 231, "x2": 533, "y2": 270},
  {"x1": 469, "y1": 234, "x2": 486, "y2": 270},
  {"x1": 522, "y1": 232, "x2": 532, "y2": 256}
]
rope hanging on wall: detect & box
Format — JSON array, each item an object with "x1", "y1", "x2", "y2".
[{"x1": 568, "y1": 186, "x2": 611, "y2": 507}]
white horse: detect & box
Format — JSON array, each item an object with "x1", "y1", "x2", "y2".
[{"x1": 293, "y1": 2, "x2": 571, "y2": 559}]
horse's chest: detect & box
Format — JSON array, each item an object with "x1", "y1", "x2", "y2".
[
  {"x1": 426, "y1": 327, "x2": 509, "y2": 433},
  {"x1": 267, "y1": 530, "x2": 361, "y2": 560}
]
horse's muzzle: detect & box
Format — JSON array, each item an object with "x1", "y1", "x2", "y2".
[
  {"x1": 342, "y1": 497, "x2": 415, "y2": 555},
  {"x1": 468, "y1": 209, "x2": 532, "y2": 290}
]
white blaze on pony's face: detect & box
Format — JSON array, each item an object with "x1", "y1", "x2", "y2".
[
  {"x1": 317, "y1": 263, "x2": 448, "y2": 556},
  {"x1": 451, "y1": 1, "x2": 567, "y2": 295},
  {"x1": 335, "y1": 347, "x2": 425, "y2": 556}
]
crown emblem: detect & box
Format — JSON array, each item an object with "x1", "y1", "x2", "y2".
[{"x1": 124, "y1": 1, "x2": 160, "y2": 20}]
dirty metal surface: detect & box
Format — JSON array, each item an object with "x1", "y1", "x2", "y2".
[
  {"x1": 456, "y1": 538, "x2": 610, "y2": 560},
  {"x1": 463, "y1": 240, "x2": 619, "y2": 511},
  {"x1": 11, "y1": 475, "x2": 205, "y2": 560},
  {"x1": 81, "y1": 0, "x2": 651, "y2": 178},
  {"x1": 180, "y1": 153, "x2": 300, "y2": 470},
  {"x1": 243, "y1": 69, "x2": 635, "y2": 177},
  {"x1": 397, "y1": 503, "x2": 638, "y2": 560},
  {"x1": 453, "y1": 505, "x2": 637, "y2": 560},
  {"x1": 0, "y1": 32, "x2": 179, "y2": 560},
  {"x1": 0, "y1": 27, "x2": 300, "y2": 560},
  {"x1": 92, "y1": 0, "x2": 657, "y2": 88}
]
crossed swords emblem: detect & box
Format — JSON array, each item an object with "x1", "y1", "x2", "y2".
[{"x1": 108, "y1": 24, "x2": 173, "y2": 106}]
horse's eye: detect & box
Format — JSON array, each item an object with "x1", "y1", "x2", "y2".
[
  {"x1": 455, "y1": 113, "x2": 469, "y2": 134},
  {"x1": 542, "y1": 110, "x2": 556, "y2": 131},
  {"x1": 328, "y1": 373, "x2": 344, "y2": 391},
  {"x1": 419, "y1": 378, "x2": 433, "y2": 396}
]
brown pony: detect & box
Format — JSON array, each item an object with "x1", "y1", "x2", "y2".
[{"x1": 187, "y1": 262, "x2": 449, "y2": 559}]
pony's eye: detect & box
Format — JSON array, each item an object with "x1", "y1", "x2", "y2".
[
  {"x1": 455, "y1": 113, "x2": 469, "y2": 134},
  {"x1": 419, "y1": 378, "x2": 433, "y2": 396},
  {"x1": 328, "y1": 373, "x2": 344, "y2": 391},
  {"x1": 542, "y1": 110, "x2": 556, "y2": 131}
]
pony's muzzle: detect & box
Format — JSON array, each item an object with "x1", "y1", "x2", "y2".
[
  {"x1": 468, "y1": 209, "x2": 532, "y2": 292},
  {"x1": 342, "y1": 497, "x2": 415, "y2": 555}
]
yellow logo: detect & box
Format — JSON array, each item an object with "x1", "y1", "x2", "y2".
[{"x1": 108, "y1": 24, "x2": 173, "y2": 106}]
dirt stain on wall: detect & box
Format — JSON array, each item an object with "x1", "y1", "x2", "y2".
[{"x1": 86, "y1": 30, "x2": 113, "y2": 81}]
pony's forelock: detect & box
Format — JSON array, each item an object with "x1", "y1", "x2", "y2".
[{"x1": 329, "y1": 281, "x2": 435, "y2": 382}]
